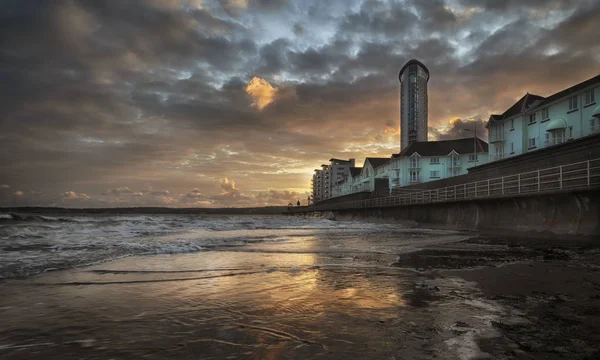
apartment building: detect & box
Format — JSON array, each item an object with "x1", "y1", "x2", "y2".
[
  {"x1": 487, "y1": 74, "x2": 600, "y2": 161},
  {"x1": 388, "y1": 138, "x2": 489, "y2": 189}
]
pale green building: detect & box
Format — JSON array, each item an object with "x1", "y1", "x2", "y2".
[{"x1": 487, "y1": 74, "x2": 600, "y2": 161}]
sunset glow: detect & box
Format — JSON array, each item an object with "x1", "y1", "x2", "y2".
[{"x1": 1, "y1": 0, "x2": 598, "y2": 208}]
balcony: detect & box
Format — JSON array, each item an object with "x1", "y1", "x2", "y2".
[
  {"x1": 375, "y1": 166, "x2": 390, "y2": 178},
  {"x1": 448, "y1": 161, "x2": 460, "y2": 168},
  {"x1": 489, "y1": 133, "x2": 505, "y2": 143},
  {"x1": 490, "y1": 154, "x2": 505, "y2": 162},
  {"x1": 409, "y1": 177, "x2": 421, "y2": 184},
  {"x1": 408, "y1": 162, "x2": 420, "y2": 170},
  {"x1": 352, "y1": 183, "x2": 372, "y2": 192},
  {"x1": 545, "y1": 137, "x2": 566, "y2": 147}
]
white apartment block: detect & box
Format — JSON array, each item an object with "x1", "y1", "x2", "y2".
[
  {"x1": 313, "y1": 158, "x2": 355, "y2": 202},
  {"x1": 487, "y1": 74, "x2": 600, "y2": 161},
  {"x1": 388, "y1": 138, "x2": 489, "y2": 189}
]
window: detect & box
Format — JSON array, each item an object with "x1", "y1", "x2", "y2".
[
  {"x1": 585, "y1": 90, "x2": 595, "y2": 105},
  {"x1": 541, "y1": 108, "x2": 549, "y2": 121},
  {"x1": 528, "y1": 137, "x2": 536, "y2": 148},
  {"x1": 449, "y1": 153, "x2": 459, "y2": 167},
  {"x1": 529, "y1": 113, "x2": 536, "y2": 124},
  {"x1": 569, "y1": 126, "x2": 573, "y2": 138},
  {"x1": 430, "y1": 157, "x2": 440, "y2": 164},
  {"x1": 545, "y1": 133, "x2": 550, "y2": 141},
  {"x1": 510, "y1": 142, "x2": 514, "y2": 153},
  {"x1": 569, "y1": 96, "x2": 578, "y2": 111},
  {"x1": 410, "y1": 171, "x2": 420, "y2": 182},
  {"x1": 468, "y1": 154, "x2": 478, "y2": 162},
  {"x1": 495, "y1": 146, "x2": 504, "y2": 158},
  {"x1": 430, "y1": 170, "x2": 440, "y2": 178},
  {"x1": 410, "y1": 155, "x2": 419, "y2": 168},
  {"x1": 510, "y1": 119, "x2": 514, "y2": 130},
  {"x1": 591, "y1": 118, "x2": 599, "y2": 134}
]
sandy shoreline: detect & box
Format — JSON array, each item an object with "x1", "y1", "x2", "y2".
[
  {"x1": 394, "y1": 236, "x2": 600, "y2": 359},
  {"x1": 1, "y1": 234, "x2": 599, "y2": 359}
]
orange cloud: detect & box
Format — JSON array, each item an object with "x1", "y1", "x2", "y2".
[
  {"x1": 245, "y1": 77, "x2": 278, "y2": 110},
  {"x1": 448, "y1": 117, "x2": 461, "y2": 126}
]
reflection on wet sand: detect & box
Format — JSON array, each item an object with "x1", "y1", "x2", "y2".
[
  {"x1": 1, "y1": 226, "x2": 489, "y2": 359},
  {"x1": 1, "y1": 250, "x2": 416, "y2": 359}
]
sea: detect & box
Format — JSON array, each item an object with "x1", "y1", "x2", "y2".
[
  {"x1": 0, "y1": 212, "x2": 464, "y2": 279},
  {"x1": 0, "y1": 213, "x2": 508, "y2": 359}
]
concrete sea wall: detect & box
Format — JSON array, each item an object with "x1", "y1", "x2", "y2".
[{"x1": 325, "y1": 189, "x2": 600, "y2": 237}]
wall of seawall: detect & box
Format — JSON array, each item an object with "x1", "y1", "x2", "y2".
[
  {"x1": 329, "y1": 189, "x2": 600, "y2": 237},
  {"x1": 314, "y1": 192, "x2": 372, "y2": 206}
]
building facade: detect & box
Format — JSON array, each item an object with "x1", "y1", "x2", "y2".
[
  {"x1": 327, "y1": 139, "x2": 488, "y2": 199},
  {"x1": 389, "y1": 138, "x2": 489, "y2": 189},
  {"x1": 313, "y1": 158, "x2": 355, "y2": 202},
  {"x1": 487, "y1": 74, "x2": 600, "y2": 162},
  {"x1": 399, "y1": 59, "x2": 430, "y2": 151},
  {"x1": 311, "y1": 169, "x2": 324, "y2": 203},
  {"x1": 330, "y1": 158, "x2": 389, "y2": 198}
]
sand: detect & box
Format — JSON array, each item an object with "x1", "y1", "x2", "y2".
[{"x1": 1, "y1": 235, "x2": 599, "y2": 359}]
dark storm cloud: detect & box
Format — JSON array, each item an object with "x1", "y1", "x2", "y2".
[
  {"x1": 410, "y1": 0, "x2": 457, "y2": 30},
  {"x1": 457, "y1": 0, "x2": 582, "y2": 11},
  {"x1": 338, "y1": 1, "x2": 418, "y2": 38},
  {"x1": 429, "y1": 118, "x2": 488, "y2": 141},
  {"x1": 1, "y1": 0, "x2": 599, "y2": 207}
]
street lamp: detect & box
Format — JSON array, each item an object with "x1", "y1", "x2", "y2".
[{"x1": 463, "y1": 122, "x2": 477, "y2": 164}]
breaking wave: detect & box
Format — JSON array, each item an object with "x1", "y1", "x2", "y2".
[
  {"x1": 0, "y1": 213, "x2": 344, "y2": 278},
  {"x1": 0, "y1": 213, "x2": 464, "y2": 279}
]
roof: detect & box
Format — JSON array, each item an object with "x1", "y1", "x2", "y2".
[
  {"x1": 349, "y1": 167, "x2": 362, "y2": 177},
  {"x1": 398, "y1": 59, "x2": 430, "y2": 82},
  {"x1": 488, "y1": 74, "x2": 600, "y2": 126},
  {"x1": 329, "y1": 158, "x2": 353, "y2": 163},
  {"x1": 394, "y1": 137, "x2": 488, "y2": 157},
  {"x1": 501, "y1": 93, "x2": 545, "y2": 120},
  {"x1": 536, "y1": 74, "x2": 600, "y2": 107},
  {"x1": 365, "y1": 157, "x2": 390, "y2": 169}
]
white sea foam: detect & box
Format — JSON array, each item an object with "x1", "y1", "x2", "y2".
[{"x1": 0, "y1": 213, "x2": 464, "y2": 278}]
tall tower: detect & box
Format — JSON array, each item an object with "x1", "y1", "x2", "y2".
[{"x1": 399, "y1": 59, "x2": 430, "y2": 151}]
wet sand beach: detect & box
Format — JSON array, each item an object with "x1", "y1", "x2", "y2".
[{"x1": 1, "y1": 215, "x2": 599, "y2": 359}]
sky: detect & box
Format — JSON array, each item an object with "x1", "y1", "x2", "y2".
[{"x1": 1, "y1": 0, "x2": 599, "y2": 208}]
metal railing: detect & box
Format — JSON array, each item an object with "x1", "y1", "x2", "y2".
[
  {"x1": 490, "y1": 154, "x2": 506, "y2": 162},
  {"x1": 297, "y1": 158, "x2": 600, "y2": 212},
  {"x1": 489, "y1": 133, "x2": 505, "y2": 142},
  {"x1": 545, "y1": 137, "x2": 566, "y2": 147}
]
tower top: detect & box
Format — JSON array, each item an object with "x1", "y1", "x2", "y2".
[{"x1": 398, "y1": 59, "x2": 430, "y2": 82}]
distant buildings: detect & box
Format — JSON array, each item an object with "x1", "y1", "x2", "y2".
[
  {"x1": 311, "y1": 158, "x2": 355, "y2": 202},
  {"x1": 399, "y1": 59, "x2": 430, "y2": 151},
  {"x1": 487, "y1": 74, "x2": 600, "y2": 161},
  {"x1": 310, "y1": 62, "x2": 600, "y2": 204},
  {"x1": 313, "y1": 59, "x2": 490, "y2": 202}
]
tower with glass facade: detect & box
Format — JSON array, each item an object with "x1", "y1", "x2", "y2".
[{"x1": 399, "y1": 59, "x2": 430, "y2": 151}]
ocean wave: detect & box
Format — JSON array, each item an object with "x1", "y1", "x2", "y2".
[
  {"x1": 0, "y1": 213, "x2": 459, "y2": 279},
  {"x1": 0, "y1": 213, "x2": 77, "y2": 223}
]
